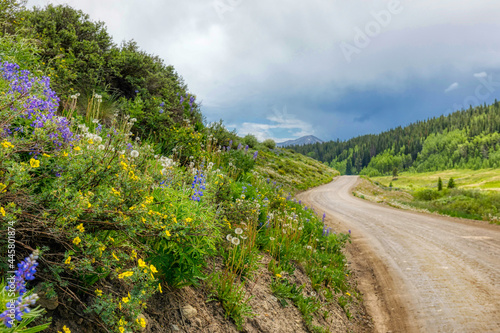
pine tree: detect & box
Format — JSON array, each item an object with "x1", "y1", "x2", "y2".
[{"x1": 437, "y1": 177, "x2": 443, "y2": 191}]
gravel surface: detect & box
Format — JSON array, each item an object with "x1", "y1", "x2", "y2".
[{"x1": 298, "y1": 176, "x2": 500, "y2": 333}]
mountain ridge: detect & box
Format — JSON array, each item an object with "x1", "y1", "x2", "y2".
[{"x1": 277, "y1": 135, "x2": 323, "y2": 147}]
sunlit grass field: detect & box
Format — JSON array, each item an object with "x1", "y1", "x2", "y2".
[{"x1": 372, "y1": 168, "x2": 500, "y2": 191}]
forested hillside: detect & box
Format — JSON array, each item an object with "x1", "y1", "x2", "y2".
[{"x1": 290, "y1": 102, "x2": 500, "y2": 175}]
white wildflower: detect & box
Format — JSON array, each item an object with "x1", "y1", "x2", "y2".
[
  {"x1": 231, "y1": 237, "x2": 240, "y2": 246},
  {"x1": 130, "y1": 150, "x2": 139, "y2": 158},
  {"x1": 234, "y1": 228, "x2": 243, "y2": 235},
  {"x1": 226, "y1": 234, "x2": 233, "y2": 242},
  {"x1": 98, "y1": 144, "x2": 105, "y2": 150}
]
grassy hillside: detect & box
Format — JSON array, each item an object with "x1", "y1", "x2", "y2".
[{"x1": 256, "y1": 149, "x2": 339, "y2": 191}]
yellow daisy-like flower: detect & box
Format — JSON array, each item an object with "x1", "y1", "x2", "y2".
[
  {"x1": 62, "y1": 151, "x2": 68, "y2": 157},
  {"x1": 73, "y1": 146, "x2": 81, "y2": 151},
  {"x1": 185, "y1": 217, "x2": 193, "y2": 223},
  {"x1": 72, "y1": 236, "x2": 81, "y2": 246},
  {"x1": 76, "y1": 224, "x2": 85, "y2": 232},
  {"x1": 136, "y1": 317, "x2": 147, "y2": 328},
  {"x1": 165, "y1": 230, "x2": 171, "y2": 237},
  {"x1": 346, "y1": 292, "x2": 351, "y2": 296},
  {"x1": 112, "y1": 252, "x2": 120, "y2": 261},
  {"x1": 118, "y1": 271, "x2": 134, "y2": 279},
  {"x1": 138, "y1": 259, "x2": 147, "y2": 268},
  {"x1": 118, "y1": 327, "x2": 124, "y2": 333},
  {"x1": 95, "y1": 289, "x2": 103, "y2": 297},
  {"x1": 87, "y1": 202, "x2": 91, "y2": 208},
  {"x1": 1, "y1": 141, "x2": 14, "y2": 149},
  {"x1": 131, "y1": 250, "x2": 137, "y2": 259},
  {"x1": 59, "y1": 325, "x2": 71, "y2": 333},
  {"x1": 0, "y1": 207, "x2": 5, "y2": 217},
  {"x1": 122, "y1": 296, "x2": 130, "y2": 303},
  {"x1": 158, "y1": 283, "x2": 163, "y2": 293},
  {"x1": 29, "y1": 158, "x2": 40, "y2": 168},
  {"x1": 42, "y1": 153, "x2": 51, "y2": 157},
  {"x1": 150, "y1": 265, "x2": 158, "y2": 273},
  {"x1": 64, "y1": 256, "x2": 71, "y2": 265},
  {"x1": 275, "y1": 273, "x2": 282, "y2": 278}
]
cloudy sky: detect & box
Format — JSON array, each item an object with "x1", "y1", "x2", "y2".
[{"x1": 28, "y1": 0, "x2": 500, "y2": 142}]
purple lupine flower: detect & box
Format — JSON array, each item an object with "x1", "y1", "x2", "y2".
[
  {"x1": 253, "y1": 151, "x2": 258, "y2": 160},
  {"x1": 348, "y1": 230, "x2": 351, "y2": 234},
  {"x1": 180, "y1": 96, "x2": 184, "y2": 103},
  {"x1": 159, "y1": 109, "x2": 164, "y2": 114},
  {"x1": 5, "y1": 250, "x2": 39, "y2": 296},
  {"x1": 190, "y1": 170, "x2": 206, "y2": 202},
  {"x1": 160, "y1": 102, "x2": 165, "y2": 107},
  {"x1": 244, "y1": 145, "x2": 249, "y2": 153},
  {"x1": 0, "y1": 60, "x2": 74, "y2": 148},
  {"x1": 322, "y1": 213, "x2": 326, "y2": 223},
  {"x1": 237, "y1": 143, "x2": 242, "y2": 150},
  {"x1": 0, "y1": 293, "x2": 39, "y2": 328}
]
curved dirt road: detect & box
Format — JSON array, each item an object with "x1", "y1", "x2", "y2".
[{"x1": 298, "y1": 176, "x2": 500, "y2": 333}]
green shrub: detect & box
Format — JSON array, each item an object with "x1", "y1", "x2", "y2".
[{"x1": 262, "y1": 139, "x2": 276, "y2": 149}]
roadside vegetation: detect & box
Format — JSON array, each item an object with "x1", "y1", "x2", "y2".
[
  {"x1": 0, "y1": 2, "x2": 360, "y2": 332},
  {"x1": 353, "y1": 172, "x2": 500, "y2": 225}
]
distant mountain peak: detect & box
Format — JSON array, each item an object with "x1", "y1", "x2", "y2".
[{"x1": 277, "y1": 135, "x2": 323, "y2": 147}]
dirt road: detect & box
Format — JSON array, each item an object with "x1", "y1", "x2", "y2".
[{"x1": 298, "y1": 176, "x2": 500, "y2": 333}]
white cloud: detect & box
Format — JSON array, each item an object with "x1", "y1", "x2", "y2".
[
  {"x1": 444, "y1": 82, "x2": 459, "y2": 93},
  {"x1": 230, "y1": 106, "x2": 314, "y2": 142},
  {"x1": 474, "y1": 72, "x2": 487, "y2": 78}
]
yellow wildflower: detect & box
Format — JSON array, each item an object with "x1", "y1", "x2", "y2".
[
  {"x1": 95, "y1": 289, "x2": 103, "y2": 297},
  {"x1": 1, "y1": 141, "x2": 14, "y2": 149},
  {"x1": 111, "y1": 188, "x2": 120, "y2": 196},
  {"x1": 275, "y1": 273, "x2": 282, "y2": 278},
  {"x1": 65, "y1": 256, "x2": 71, "y2": 265},
  {"x1": 158, "y1": 283, "x2": 163, "y2": 293},
  {"x1": 0, "y1": 207, "x2": 5, "y2": 217},
  {"x1": 131, "y1": 250, "x2": 137, "y2": 259},
  {"x1": 29, "y1": 158, "x2": 40, "y2": 168},
  {"x1": 87, "y1": 202, "x2": 91, "y2": 208},
  {"x1": 346, "y1": 292, "x2": 351, "y2": 296},
  {"x1": 138, "y1": 259, "x2": 147, "y2": 268},
  {"x1": 42, "y1": 153, "x2": 51, "y2": 157},
  {"x1": 165, "y1": 230, "x2": 171, "y2": 237},
  {"x1": 72, "y1": 236, "x2": 81, "y2": 246},
  {"x1": 150, "y1": 265, "x2": 158, "y2": 273},
  {"x1": 73, "y1": 146, "x2": 81, "y2": 151},
  {"x1": 118, "y1": 271, "x2": 134, "y2": 279},
  {"x1": 59, "y1": 325, "x2": 71, "y2": 333},
  {"x1": 118, "y1": 327, "x2": 124, "y2": 333},
  {"x1": 122, "y1": 296, "x2": 130, "y2": 303},
  {"x1": 136, "y1": 317, "x2": 147, "y2": 328},
  {"x1": 112, "y1": 252, "x2": 120, "y2": 261},
  {"x1": 76, "y1": 224, "x2": 85, "y2": 232},
  {"x1": 185, "y1": 217, "x2": 193, "y2": 223}
]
